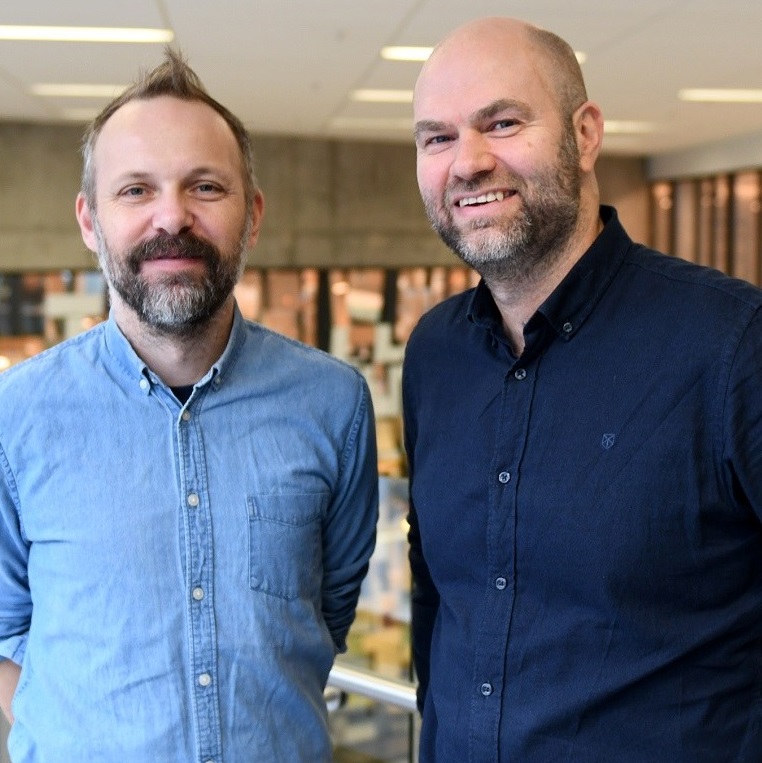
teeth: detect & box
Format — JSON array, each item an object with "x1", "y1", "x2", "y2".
[{"x1": 458, "y1": 190, "x2": 506, "y2": 207}]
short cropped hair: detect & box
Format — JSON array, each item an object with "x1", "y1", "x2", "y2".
[
  {"x1": 80, "y1": 47, "x2": 256, "y2": 209},
  {"x1": 525, "y1": 25, "x2": 588, "y2": 120}
]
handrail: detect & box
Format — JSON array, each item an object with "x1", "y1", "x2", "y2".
[{"x1": 327, "y1": 663, "x2": 418, "y2": 713}]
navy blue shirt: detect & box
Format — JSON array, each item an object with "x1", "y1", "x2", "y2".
[{"x1": 403, "y1": 207, "x2": 762, "y2": 762}]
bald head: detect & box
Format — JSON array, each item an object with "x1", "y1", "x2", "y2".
[
  {"x1": 412, "y1": 16, "x2": 605, "y2": 297},
  {"x1": 416, "y1": 17, "x2": 587, "y2": 123}
]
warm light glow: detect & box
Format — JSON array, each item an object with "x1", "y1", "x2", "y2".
[
  {"x1": 331, "y1": 281, "x2": 350, "y2": 296},
  {"x1": 351, "y1": 89, "x2": 413, "y2": 103},
  {"x1": 679, "y1": 88, "x2": 762, "y2": 103},
  {"x1": 0, "y1": 356, "x2": 10, "y2": 372},
  {"x1": 31, "y1": 84, "x2": 127, "y2": 98},
  {"x1": 0, "y1": 25, "x2": 174, "y2": 43},
  {"x1": 381, "y1": 46, "x2": 432, "y2": 61}
]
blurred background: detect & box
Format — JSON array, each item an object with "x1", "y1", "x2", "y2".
[{"x1": 3, "y1": 2, "x2": 762, "y2": 760}]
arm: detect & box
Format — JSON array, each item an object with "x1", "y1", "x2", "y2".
[
  {"x1": 723, "y1": 307, "x2": 762, "y2": 520},
  {"x1": 0, "y1": 659, "x2": 20, "y2": 724},
  {"x1": 0, "y1": 438, "x2": 31, "y2": 724},
  {"x1": 402, "y1": 357, "x2": 440, "y2": 713},
  {"x1": 321, "y1": 378, "x2": 379, "y2": 653},
  {"x1": 407, "y1": 498, "x2": 439, "y2": 713}
]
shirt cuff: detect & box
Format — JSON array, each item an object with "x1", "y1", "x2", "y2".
[{"x1": 0, "y1": 633, "x2": 28, "y2": 665}]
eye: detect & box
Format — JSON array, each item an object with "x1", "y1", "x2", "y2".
[
  {"x1": 118, "y1": 185, "x2": 149, "y2": 201},
  {"x1": 490, "y1": 119, "x2": 521, "y2": 134},
  {"x1": 193, "y1": 181, "x2": 226, "y2": 198},
  {"x1": 417, "y1": 133, "x2": 454, "y2": 152}
]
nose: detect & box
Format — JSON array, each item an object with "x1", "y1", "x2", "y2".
[
  {"x1": 152, "y1": 190, "x2": 194, "y2": 236},
  {"x1": 450, "y1": 129, "x2": 496, "y2": 181}
]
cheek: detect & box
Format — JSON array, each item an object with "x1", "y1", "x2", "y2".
[{"x1": 416, "y1": 159, "x2": 446, "y2": 201}]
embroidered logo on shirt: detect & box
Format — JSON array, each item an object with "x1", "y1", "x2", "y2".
[{"x1": 601, "y1": 433, "x2": 616, "y2": 450}]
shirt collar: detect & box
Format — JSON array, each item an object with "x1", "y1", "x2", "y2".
[
  {"x1": 104, "y1": 301, "x2": 248, "y2": 393},
  {"x1": 467, "y1": 205, "x2": 632, "y2": 351}
]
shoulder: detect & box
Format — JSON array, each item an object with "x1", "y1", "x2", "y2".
[
  {"x1": 0, "y1": 323, "x2": 107, "y2": 398},
  {"x1": 237, "y1": 320, "x2": 369, "y2": 398},
  {"x1": 407, "y1": 288, "x2": 476, "y2": 350},
  {"x1": 625, "y1": 244, "x2": 762, "y2": 313}
]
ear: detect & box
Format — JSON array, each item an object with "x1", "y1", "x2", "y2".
[
  {"x1": 246, "y1": 190, "x2": 266, "y2": 248},
  {"x1": 573, "y1": 100, "x2": 604, "y2": 173},
  {"x1": 75, "y1": 193, "x2": 99, "y2": 253}
]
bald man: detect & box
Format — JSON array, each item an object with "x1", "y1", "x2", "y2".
[{"x1": 403, "y1": 17, "x2": 762, "y2": 762}]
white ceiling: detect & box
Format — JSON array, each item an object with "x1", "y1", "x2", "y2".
[{"x1": 2, "y1": 0, "x2": 762, "y2": 157}]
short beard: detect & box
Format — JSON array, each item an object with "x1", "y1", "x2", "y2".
[
  {"x1": 95, "y1": 222, "x2": 250, "y2": 338},
  {"x1": 423, "y1": 124, "x2": 582, "y2": 287}
]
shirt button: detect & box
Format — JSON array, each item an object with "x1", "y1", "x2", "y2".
[
  {"x1": 139, "y1": 378, "x2": 150, "y2": 391},
  {"x1": 495, "y1": 577, "x2": 507, "y2": 590},
  {"x1": 563, "y1": 321, "x2": 573, "y2": 334},
  {"x1": 181, "y1": 410, "x2": 191, "y2": 421},
  {"x1": 198, "y1": 673, "x2": 212, "y2": 687},
  {"x1": 498, "y1": 471, "x2": 511, "y2": 484},
  {"x1": 187, "y1": 493, "x2": 200, "y2": 508},
  {"x1": 480, "y1": 682, "x2": 493, "y2": 696},
  {"x1": 514, "y1": 368, "x2": 527, "y2": 380},
  {"x1": 192, "y1": 587, "x2": 205, "y2": 601}
]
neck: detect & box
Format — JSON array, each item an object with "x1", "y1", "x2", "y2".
[
  {"x1": 486, "y1": 203, "x2": 603, "y2": 357},
  {"x1": 111, "y1": 295, "x2": 236, "y2": 387}
]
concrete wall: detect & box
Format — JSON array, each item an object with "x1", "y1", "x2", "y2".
[{"x1": 0, "y1": 121, "x2": 649, "y2": 273}]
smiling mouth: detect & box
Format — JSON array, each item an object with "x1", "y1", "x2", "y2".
[{"x1": 457, "y1": 190, "x2": 514, "y2": 208}]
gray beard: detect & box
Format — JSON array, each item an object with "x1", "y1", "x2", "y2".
[
  {"x1": 423, "y1": 129, "x2": 582, "y2": 287},
  {"x1": 95, "y1": 222, "x2": 249, "y2": 338},
  {"x1": 431, "y1": 192, "x2": 579, "y2": 286}
]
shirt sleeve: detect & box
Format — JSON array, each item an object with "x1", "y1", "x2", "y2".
[
  {"x1": 722, "y1": 306, "x2": 762, "y2": 524},
  {"x1": 320, "y1": 377, "x2": 379, "y2": 653},
  {"x1": 0, "y1": 439, "x2": 31, "y2": 665},
  {"x1": 402, "y1": 356, "x2": 440, "y2": 714}
]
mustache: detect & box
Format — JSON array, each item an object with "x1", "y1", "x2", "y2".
[{"x1": 126, "y1": 233, "x2": 221, "y2": 272}]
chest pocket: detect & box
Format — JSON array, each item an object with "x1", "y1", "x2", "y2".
[{"x1": 247, "y1": 493, "x2": 326, "y2": 601}]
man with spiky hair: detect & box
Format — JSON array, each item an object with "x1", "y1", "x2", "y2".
[{"x1": 0, "y1": 50, "x2": 378, "y2": 762}]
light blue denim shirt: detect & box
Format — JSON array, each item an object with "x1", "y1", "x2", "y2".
[{"x1": 0, "y1": 305, "x2": 378, "y2": 762}]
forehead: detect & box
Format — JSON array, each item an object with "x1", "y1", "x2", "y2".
[
  {"x1": 413, "y1": 32, "x2": 557, "y2": 124},
  {"x1": 92, "y1": 95, "x2": 242, "y2": 182}
]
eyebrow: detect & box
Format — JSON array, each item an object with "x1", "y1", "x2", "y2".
[
  {"x1": 473, "y1": 98, "x2": 532, "y2": 123},
  {"x1": 414, "y1": 98, "x2": 533, "y2": 141}
]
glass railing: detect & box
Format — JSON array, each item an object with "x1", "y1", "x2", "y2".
[{"x1": 328, "y1": 476, "x2": 417, "y2": 762}]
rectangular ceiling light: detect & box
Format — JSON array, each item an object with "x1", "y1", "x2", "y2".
[
  {"x1": 381, "y1": 46, "x2": 433, "y2": 62},
  {"x1": 352, "y1": 89, "x2": 413, "y2": 103},
  {"x1": 679, "y1": 88, "x2": 762, "y2": 103},
  {"x1": 604, "y1": 121, "x2": 655, "y2": 134},
  {"x1": 0, "y1": 25, "x2": 173, "y2": 43},
  {"x1": 31, "y1": 84, "x2": 127, "y2": 98}
]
